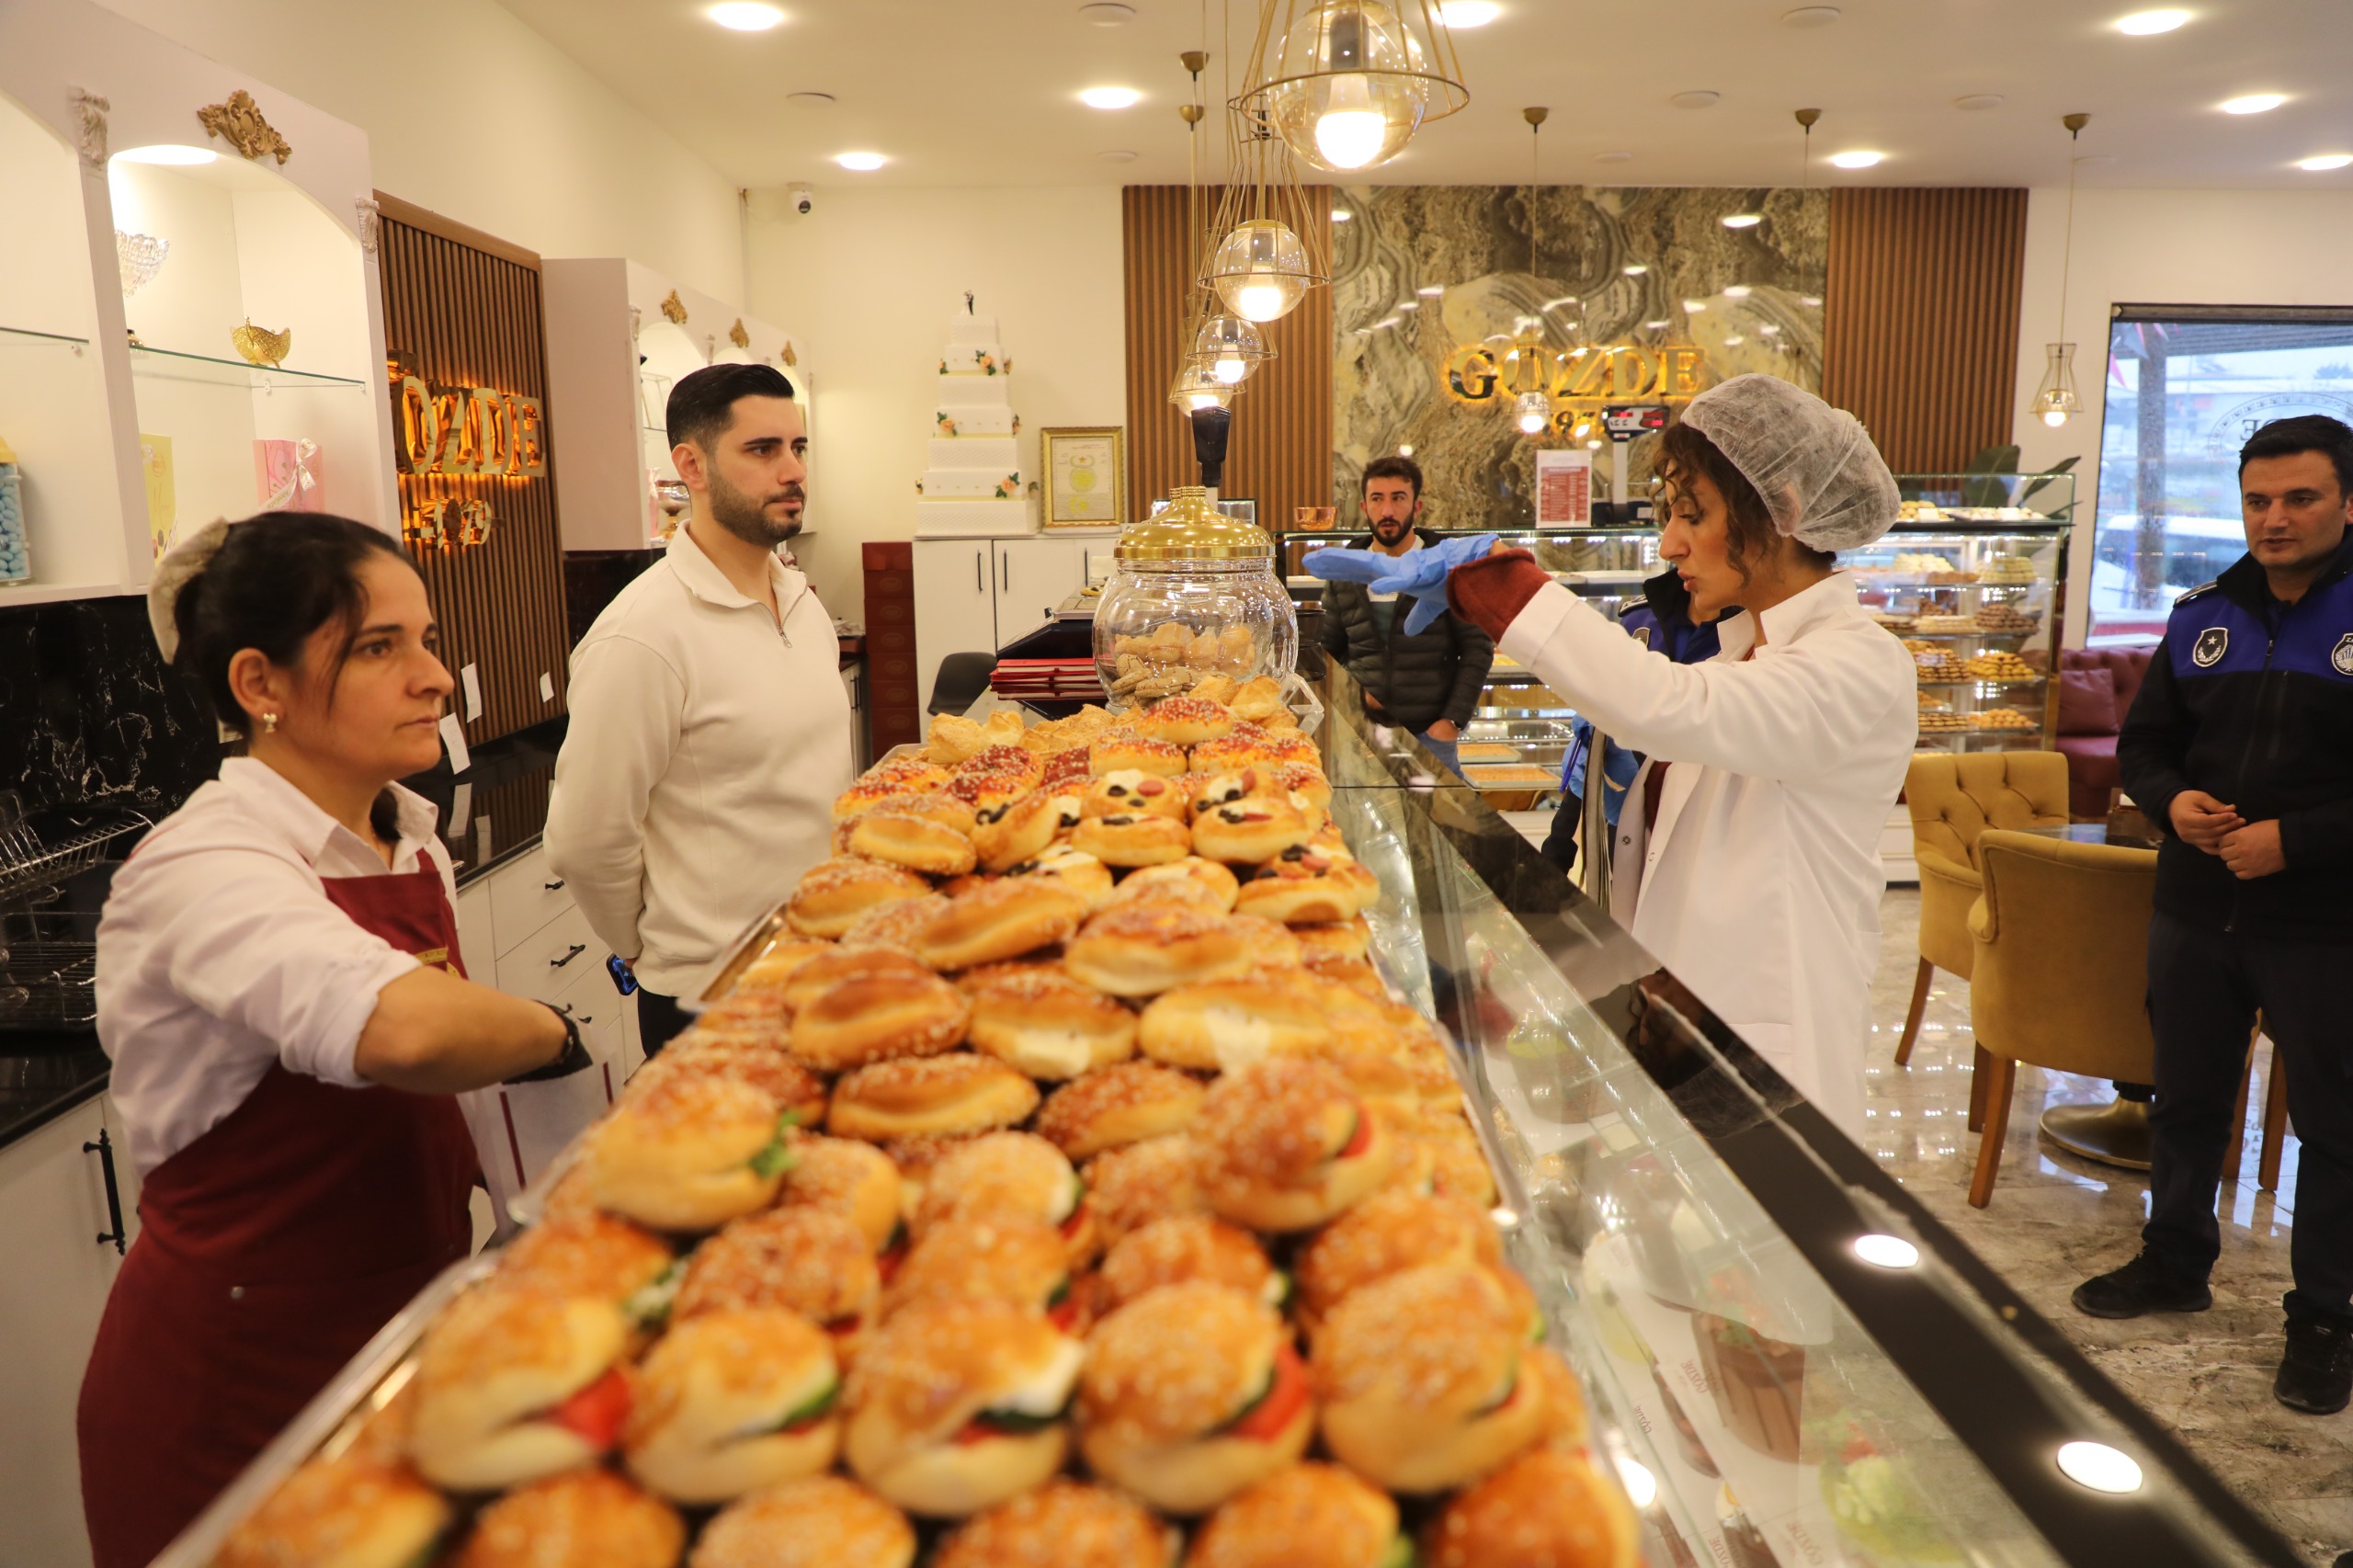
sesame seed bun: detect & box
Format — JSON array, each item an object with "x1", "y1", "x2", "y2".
[
  {"x1": 916, "y1": 878, "x2": 1089, "y2": 972},
  {"x1": 494, "y1": 1211, "x2": 674, "y2": 1310},
  {"x1": 1138, "y1": 975, "x2": 1334, "y2": 1073},
  {"x1": 1293, "y1": 1190, "x2": 1504, "y2": 1328},
  {"x1": 778, "y1": 1135, "x2": 905, "y2": 1255},
  {"x1": 1194, "y1": 1061, "x2": 1397, "y2": 1233},
  {"x1": 1063, "y1": 904, "x2": 1256, "y2": 998},
  {"x1": 590, "y1": 1075, "x2": 791, "y2": 1233},
  {"x1": 409, "y1": 1286, "x2": 631, "y2": 1492},
  {"x1": 1184, "y1": 1463, "x2": 1399, "y2": 1568},
  {"x1": 1034, "y1": 1062, "x2": 1206, "y2": 1161},
  {"x1": 826, "y1": 1053, "x2": 1041, "y2": 1142},
  {"x1": 788, "y1": 968, "x2": 971, "y2": 1073},
  {"x1": 1421, "y1": 1449, "x2": 1638, "y2": 1568},
  {"x1": 786, "y1": 858, "x2": 934, "y2": 939},
  {"x1": 448, "y1": 1469, "x2": 682, "y2": 1568},
  {"x1": 910, "y1": 1133, "x2": 1087, "y2": 1255},
  {"x1": 961, "y1": 963, "x2": 1140, "y2": 1082},
  {"x1": 631, "y1": 1037, "x2": 828, "y2": 1127},
  {"x1": 935, "y1": 1479, "x2": 1179, "y2": 1568},
  {"x1": 622, "y1": 1308, "x2": 841, "y2": 1505},
  {"x1": 675, "y1": 1209, "x2": 881, "y2": 1351},
  {"x1": 883, "y1": 1217, "x2": 1076, "y2": 1327},
  {"x1": 691, "y1": 1475, "x2": 915, "y2": 1568},
  {"x1": 217, "y1": 1452, "x2": 451, "y2": 1568},
  {"x1": 1084, "y1": 1135, "x2": 1211, "y2": 1246},
  {"x1": 1097, "y1": 1215, "x2": 1276, "y2": 1315}
]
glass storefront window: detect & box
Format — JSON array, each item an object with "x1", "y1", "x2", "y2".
[{"x1": 2088, "y1": 305, "x2": 2353, "y2": 642}]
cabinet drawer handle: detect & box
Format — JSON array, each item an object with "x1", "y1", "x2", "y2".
[
  {"x1": 974, "y1": 552, "x2": 983, "y2": 592},
  {"x1": 543, "y1": 879, "x2": 565, "y2": 892},
  {"x1": 85, "y1": 1129, "x2": 126, "y2": 1256},
  {"x1": 551, "y1": 942, "x2": 587, "y2": 969}
]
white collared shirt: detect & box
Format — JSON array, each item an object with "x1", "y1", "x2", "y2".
[
  {"x1": 1501, "y1": 571, "x2": 1916, "y2": 1133},
  {"x1": 544, "y1": 525, "x2": 853, "y2": 998},
  {"x1": 94, "y1": 759, "x2": 452, "y2": 1176}
]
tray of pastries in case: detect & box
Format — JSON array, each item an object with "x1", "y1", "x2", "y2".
[
  {"x1": 1978, "y1": 554, "x2": 2037, "y2": 585},
  {"x1": 1971, "y1": 602, "x2": 2037, "y2": 635},
  {"x1": 1464, "y1": 764, "x2": 1561, "y2": 788},
  {"x1": 1962, "y1": 652, "x2": 2038, "y2": 684},
  {"x1": 1913, "y1": 613, "x2": 1979, "y2": 634},
  {"x1": 1453, "y1": 743, "x2": 1523, "y2": 766},
  {"x1": 1966, "y1": 706, "x2": 2037, "y2": 731},
  {"x1": 1915, "y1": 710, "x2": 1968, "y2": 735},
  {"x1": 1868, "y1": 612, "x2": 1918, "y2": 636},
  {"x1": 1912, "y1": 652, "x2": 1967, "y2": 683},
  {"x1": 185, "y1": 690, "x2": 1641, "y2": 1568}
]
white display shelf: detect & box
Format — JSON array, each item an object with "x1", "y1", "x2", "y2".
[{"x1": 125, "y1": 343, "x2": 368, "y2": 392}]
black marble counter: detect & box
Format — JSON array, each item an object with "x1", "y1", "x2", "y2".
[
  {"x1": 0, "y1": 1029, "x2": 111, "y2": 1153},
  {"x1": 401, "y1": 715, "x2": 568, "y2": 886}
]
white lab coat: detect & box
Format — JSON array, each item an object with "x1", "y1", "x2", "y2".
[{"x1": 1499, "y1": 572, "x2": 1915, "y2": 1132}]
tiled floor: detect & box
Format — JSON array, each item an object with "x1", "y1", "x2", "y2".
[{"x1": 1865, "y1": 887, "x2": 2352, "y2": 1566}]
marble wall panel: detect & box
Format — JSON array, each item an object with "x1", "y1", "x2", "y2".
[
  {"x1": 1332, "y1": 185, "x2": 1828, "y2": 530},
  {"x1": 0, "y1": 594, "x2": 218, "y2": 817}
]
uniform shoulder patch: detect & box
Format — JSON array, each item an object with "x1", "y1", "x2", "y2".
[
  {"x1": 2334, "y1": 632, "x2": 2353, "y2": 677},
  {"x1": 1617, "y1": 596, "x2": 1649, "y2": 620},
  {"x1": 2175, "y1": 580, "x2": 2220, "y2": 604},
  {"x1": 2191, "y1": 625, "x2": 2230, "y2": 667}
]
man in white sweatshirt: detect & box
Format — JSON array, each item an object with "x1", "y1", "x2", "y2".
[{"x1": 545, "y1": 363, "x2": 852, "y2": 1053}]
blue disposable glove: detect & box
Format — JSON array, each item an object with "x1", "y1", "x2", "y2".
[{"x1": 1302, "y1": 533, "x2": 1498, "y2": 636}]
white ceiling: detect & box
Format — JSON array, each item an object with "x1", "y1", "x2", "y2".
[{"x1": 496, "y1": 0, "x2": 2353, "y2": 192}]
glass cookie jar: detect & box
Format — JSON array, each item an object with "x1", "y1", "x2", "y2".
[{"x1": 1093, "y1": 485, "x2": 1298, "y2": 707}]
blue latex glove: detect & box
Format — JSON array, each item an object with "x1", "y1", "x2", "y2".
[{"x1": 1302, "y1": 534, "x2": 1498, "y2": 636}]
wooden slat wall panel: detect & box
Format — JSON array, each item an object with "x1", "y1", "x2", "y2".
[
  {"x1": 1823, "y1": 187, "x2": 2029, "y2": 473},
  {"x1": 1123, "y1": 186, "x2": 1333, "y2": 524},
  {"x1": 375, "y1": 195, "x2": 571, "y2": 744}
]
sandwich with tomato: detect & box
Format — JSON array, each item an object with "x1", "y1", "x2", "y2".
[
  {"x1": 407, "y1": 1285, "x2": 635, "y2": 1492},
  {"x1": 621, "y1": 1307, "x2": 842, "y2": 1504}
]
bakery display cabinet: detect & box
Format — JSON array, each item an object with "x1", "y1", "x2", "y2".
[{"x1": 1317, "y1": 663, "x2": 2291, "y2": 1568}]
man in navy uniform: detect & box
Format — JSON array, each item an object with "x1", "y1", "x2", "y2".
[
  {"x1": 1540, "y1": 567, "x2": 1722, "y2": 872},
  {"x1": 2074, "y1": 415, "x2": 2353, "y2": 1416}
]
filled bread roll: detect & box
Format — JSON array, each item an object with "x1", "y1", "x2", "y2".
[
  {"x1": 409, "y1": 1286, "x2": 632, "y2": 1492},
  {"x1": 590, "y1": 1075, "x2": 795, "y2": 1233},
  {"x1": 631, "y1": 1037, "x2": 830, "y2": 1128},
  {"x1": 1193, "y1": 1061, "x2": 1395, "y2": 1233},
  {"x1": 779, "y1": 1134, "x2": 906, "y2": 1256},
  {"x1": 828, "y1": 1052, "x2": 1041, "y2": 1142},
  {"x1": 1082, "y1": 768, "x2": 1193, "y2": 822},
  {"x1": 1089, "y1": 731, "x2": 1188, "y2": 778},
  {"x1": 789, "y1": 968, "x2": 971, "y2": 1072},
  {"x1": 494, "y1": 1210, "x2": 674, "y2": 1318},
  {"x1": 947, "y1": 744, "x2": 1046, "y2": 812},
  {"x1": 1076, "y1": 1283, "x2": 1312, "y2": 1513},
  {"x1": 732, "y1": 937, "x2": 837, "y2": 999},
  {"x1": 692, "y1": 1474, "x2": 916, "y2": 1568},
  {"x1": 849, "y1": 807, "x2": 979, "y2": 878},
  {"x1": 884, "y1": 1216, "x2": 1083, "y2": 1331},
  {"x1": 1001, "y1": 844, "x2": 1117, "y2": 910},
  {"x1": 1034, "y1": 1062, "x2": 1205, "y2": 1160},
  {"x1": 962, "y1": 962, "x2": 1139, "y2": 1080},
  {"x1": 838, "y1": 892, "x2": 956, "y2": 953},
  {"x1": 1313, "y1": 1266, "x2": 1551, "y2": 1492},
  {"x1": 973, "y1": 789, "x2": 1082, "y2": 872},
  {"x1": 1063, "y1": 904, "x2": 1257, "y2": 997},
  {"x1": 217, "y1": 1451, "x2": 452, "y2": 1568},
  {"x1": 1115, "y1": 857, "x2": 1242, "y2": 915},
  {"x1": 447, "y1": 1469, "x2": 683, "y2": 1568},
  {"x1": 623, "y1": 1308, "x2": 841, "y2": 1504},
  {"x1": 1420, "y1": 1449, "x2": 1638, "y2": 1568},
  {"x1": 1290, "y1": 916, "x2": 1372, "y2": 961},
  {"x1": 1131, "y1": 695, "x2": 1238, "y2": 747},
  {"x1": 1084, "y1": 1134, "x2": 1211, "y2": 1245},
  {"x1": 676, "y1": 1208, "x2": 882, "y2": 1355},
  {"x1": 1097, "y1": 1215, "x2": 1279, "y2": 1315},
  {"x1": 1227, "y1": 674, "x2": 1286, "y2": 723},
  {"x1": 1299, "y1": 948, "x2": 1388, "y2": 1001},
  {"x1": 834, "y1": 765, "x2": 953, "y2": 821},
  {"x1": 1183, "y1": 1463, "x2": 1402, "y2": 1568},
  {"x1": 787, "y1": 858, "x2": 934, "y2": 938},
  {"x1": 936, "y1": 1479, "x2": 1179, "y2": 1568},
  {"x1": 1222, "y1": 914, "x2": 1304, "y2": 969},
  {"x1": 1293, "y1": 1190, "x2": 1507, "y2": 1330},
  {"x1": 844, "y1": 1301, "x2": 1084, "y2": 1517},
  {"x1": 1261, "y1": 760, "x2": 1333, "y2": 813},
  {"x1": 1072, "y1": 812, "x2": 1193, "y2": 868},
  {"x1": 916, "y1": 878, "x2": 1088, "y2": 971},
  {"x1": 837, "y1": 790, "x2": 978, "y2": 834},
  {"x1": 911, "y1": 1131, "x2": 1092, "y2": 1259},
  {"x1": 775, "y1": 944, "x2": 931, "y2": 1016},
  {"x1": 1190, "y1": 797, "x2": 1315, "y2": 865},
  {"x1": 1138, "y1": 975, "x2": 1334, "y2": 1072},
  {"x1": 1233, "y1": 851, "x2": 1380, "y2": 926}
]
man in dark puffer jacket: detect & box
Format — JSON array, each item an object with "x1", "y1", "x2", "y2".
[{"x1": 1316, "y1": 456, "x2": 1495, "y2": 775}]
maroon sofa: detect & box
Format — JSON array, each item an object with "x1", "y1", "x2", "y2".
[{"x1": 2054, "y1": 647, "x2": 2155, "y2": 819}]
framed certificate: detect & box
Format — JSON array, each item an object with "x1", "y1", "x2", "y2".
[{"x1": 1040, "y1": 426, "x2": 1126, "y2": 530}]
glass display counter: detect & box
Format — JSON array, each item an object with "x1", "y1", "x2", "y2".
[{"x1": 1318, "y1": 663, "x2": 2291, "y2": 1568}]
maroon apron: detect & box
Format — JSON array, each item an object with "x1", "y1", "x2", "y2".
[{"x1": 78, "y1": 864, "x2": 480, "y2": 1568}]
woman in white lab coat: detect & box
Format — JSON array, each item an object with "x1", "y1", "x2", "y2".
[{"x1": 1380, "y1": 375, "x2": 1915, "y2": 1131}]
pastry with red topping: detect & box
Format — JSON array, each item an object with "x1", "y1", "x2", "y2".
[
  {"x1": 623, "y1": 1307, "x2": 842, "y2": 1503},
  {"x1": 910, "y1": 1131, "x2": 1094, "y2": 1262},
  {"x1": 675, "y1": 1207, "x2": 882, "y2": 1356},
  {"x1": 408, "y1": 1286, "x2": 633, "y2": 1492},
  {"x1": 1233, "y1": 849, "x2": 1380, "y2": 926},
  {"x1": 1194, "y1": 1060, "x2": 1396, "y2": 1233}
]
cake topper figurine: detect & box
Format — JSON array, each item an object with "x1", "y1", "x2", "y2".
[{"x1": 964, "y1": 290, "x2": 974, "y2": 315}]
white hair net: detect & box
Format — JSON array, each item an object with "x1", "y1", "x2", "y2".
[
  {"x1": 1678, "y1": 374, "x2": 1900, "y2": 553},
  {"x1": 146, "y1": 517, "x2": 234, "y2": 662}
]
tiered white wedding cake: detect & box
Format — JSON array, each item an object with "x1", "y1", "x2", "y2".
[{"x1": 915, "y1": 296, "x2": 1034, "y2": 537}]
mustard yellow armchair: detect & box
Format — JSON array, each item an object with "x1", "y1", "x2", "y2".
[
  {"x1": 1963, "y1": 830, "x2": 2158, "y2": 1207},
  {"x1": 1895, "y1": 751, "x2": 2071, "y2": 1069}
]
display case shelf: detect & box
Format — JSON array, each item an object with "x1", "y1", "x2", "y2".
[{"x1": 124, "y1": 343, "x2": 368, "y2": 392}]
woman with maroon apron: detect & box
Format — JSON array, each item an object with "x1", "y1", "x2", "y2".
[{"x1": 80, "y1": 515, "x2": 576, "y2": 1568}]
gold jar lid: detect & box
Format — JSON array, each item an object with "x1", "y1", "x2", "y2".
[{"x1": 1114, "y1": 485, "x2": 1275, "y2": 562}]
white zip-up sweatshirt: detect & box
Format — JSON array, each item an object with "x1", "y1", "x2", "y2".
[{"x1": 545, "y1": 526, "x2": 853, "y2": 998}]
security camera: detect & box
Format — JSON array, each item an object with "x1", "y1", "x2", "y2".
[{"x1": 788, "y1": 182, "x2": 814, "y2": 216}]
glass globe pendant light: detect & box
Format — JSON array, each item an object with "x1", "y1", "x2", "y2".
[
  {"x1": 2029, "y1": 114, "x2": 2090, "y2": 428},
  {"x1": 1244, "y1": 0, "x2": 1469, "y2": 176},
  {"x1": 1167, "y1": 359, "x2": 1236, "y2": 411},
  {"x1": 1190, "y1": 312, "x2": 1272, "y2": 385},
  {"x1": 1210, "y1": 217, "x2": 1313, "y2": 323},
  {"x1": 1513, "y1": 390, "x2": 1552, "y2": 434}
]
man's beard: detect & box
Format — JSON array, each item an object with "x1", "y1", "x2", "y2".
[
  {"x1": 709, "y1": 470, "x2": 804, "y2": 546},
  {"x1": 1370, "y1": 514, "x2": 1414, "y2": 546}
]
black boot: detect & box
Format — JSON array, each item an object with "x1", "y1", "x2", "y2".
[
  {"x1": 2274, "y1": 1314, "x2": 2353, "y2": 1415},
  {"x1": 2072, "y1": 1250, "x2": 2213, "y2": 1319}
]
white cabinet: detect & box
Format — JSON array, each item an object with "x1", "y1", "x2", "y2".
[
  {"x1": 913, "y1": 535, "x2": 1094, "y2": 711},
  {"x1": 0, "y1": 1094, "x2": 138, "y2": 1568}
]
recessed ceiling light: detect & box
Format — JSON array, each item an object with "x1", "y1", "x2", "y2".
[
  {"x1": 1622, "y1": 263, "x2": 1648, "y2": 275},
  {"x1": 1782, "y1": 6, "x2": 1841, "y2": 24},
  {"x1": 1439, "y1": 1, "x2": 1501, "y2": 23},
  {"x1": 1829, "y1": 150, "x2": 1882, "y2": 169},
  {"x1": 1669, "y1": 90, "x2": 1721, "y2": 109},
  {"x1": 1721, "y1": 212, "x2": 1762, "y2": 229},
  {"x1": 1078, "y1": 1, "x2": 1135, "y2": 22},
  {"x1": 1594, "y1": 151, "x2": 1633, "y2": 164},
  {"x1": 1953, "y1": 93, "x2": 2006, "y2": 110},
  {"x1": 114, "y1": 144, "x2": 217, "y2": 165},
  {"x1": 784, "y1": 91, "x2": 835, "y2": 106},
  {"x1": 708, "y1": 2, "x2": 784, "y2": 30},
  {"x1": 1722, "y1": 284, "x2": 1752, "y2": 298},
  {"x1": 1081, "y1": 86, "x2": 1142, "y2": 109},
  {"x1": 836, "y1": 151, "x2": 886, "y2": 171},
  {"x1": 1097, "y1": 149, "x2": 1138, "y2": 162},
  {"x1": 2299, "y1": 153, "x2": 2353, "y2": 170},
  {"x1": 2222, "y1": 94, "x2": 2285, "y2": 114},
  {"x1": 2115, "y1": 7, "x2": 2189, "y2": 33}
]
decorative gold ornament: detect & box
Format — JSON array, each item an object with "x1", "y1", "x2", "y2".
[
  {"x1": 781, "y1": 340, "x2": 799, "y2": 366},
  {"x1": 197, "y1": 90, "x2": 291, "y2": 165},
  {"x1": 1115, "y1": 485, "x2": 1274, "y2": 562},
  {"x1": 660, "y1": 290, "x2": 688, "y2": 324},
  {"x1": 729, "y1": 318, "x2": 751, "y2": 348},
  {"x1": 230, "y1": 319, "x2": 292, "y2": 368}
]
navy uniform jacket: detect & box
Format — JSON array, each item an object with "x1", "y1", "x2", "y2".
[{"x1": 2119, "y1": 532, "x2": 2353, "y2": 938}]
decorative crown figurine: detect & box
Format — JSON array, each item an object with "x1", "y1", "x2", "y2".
[{"x1": 230, "y1": 318, "x2": 292, "y2": 369}]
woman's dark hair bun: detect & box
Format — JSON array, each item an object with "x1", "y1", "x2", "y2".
[{"x1": 172, "y1": 512, "x2": 417, "y2": 738}]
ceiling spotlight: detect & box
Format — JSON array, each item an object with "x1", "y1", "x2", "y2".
[
  {"x1": 2115, "y1": 7, "x2": 2189, "y2": 33},
  {"x1": 114, "y1": 143, "x2": 218, "y2": 165},
  {"x1": 1078, "y1": 1, "x2": 1136, "y2": 21},
  {"x1": 1953, "y1": 93, "x2": 2006, "y2": 110},
  {"x1": 1830, "y1": 150, "x2": 1882, "y2": 168},
  {"x1": 836, "y1": 151, "x2": 887, "y2": 170},
  {"x1": 1782, "y1": 5, "x2": 1842, "y2": 23},
  {"x1": 1721, "y1": 212, "x2": 1763, "y2": 229},
  {"x1": 2299, "y1": 153, "x2": 2353, "y2": 170},
  {"x1": 708, "y1": 2, "x2": 784, "y2": 29},
  {"x1": 1669, "y1": 90, "x2": 1721, "y2": 109},
  {"x1": 1398, "y1": 443, "x2": 1414, "y2": 456},
  {"x1": 1438, "y1": 1, "x2": 1501, "y2": 23},
  {"x1": 1097, "y1": 150, "x2": 1138, "y2": 162},
  {"x1": 1593, "y1": 151, "x2": 1634, "y2": 164},
  {"x1": 784, "y1": 91, "x2": 835, "y2": 106},
  {"x1": 2222, "y1": 94, "x2": 2285, "y2": 114},
  {"x1": 1081, "y1": 86, "x2": 1142, "y2": 109},
  {"x1": 1623, "y1": 263, "x2": 1648, "y2": 275}
]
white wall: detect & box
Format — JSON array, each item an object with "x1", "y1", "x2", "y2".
[
  {"x1": 93, "y1": 0, "x2": 745, "y2": 305},
  {"x1": 743, "y1": 185, "x2": 1126, "y2": 616},
  {"x1": 2010, "y1": 186, "x2": 2353, "y2": 645}
]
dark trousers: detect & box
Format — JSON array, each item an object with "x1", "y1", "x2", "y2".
[
  {"x1": 635, "y1": 989, "x2": 694, "y2": 1058},
  {"x1": 2143, "y1": 910, "x2": 2353, "y2": 1324}
]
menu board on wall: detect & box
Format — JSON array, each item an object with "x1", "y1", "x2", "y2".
[{"x1": 1535, "y1": 449, "x2": 1593, "y2": 527}]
